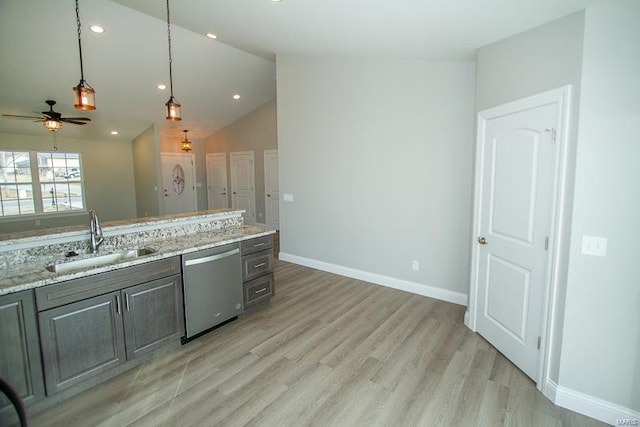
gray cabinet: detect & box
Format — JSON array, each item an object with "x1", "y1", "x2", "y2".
[
  {"x1": 36, "y1": 257, "x2": 183, "y2": 395},
  {"x1": 38, "y1": 291, "x2": 125, "y2": 394},
  {"x1": 0, "y1": 290, "x2": 44, "y2": 415},
  {"x1": 241, "y1": 235, "x2": 275, "y2": 310},
  {"x1": 122, "y1": 275, "x2": 184, "y2": 359}
]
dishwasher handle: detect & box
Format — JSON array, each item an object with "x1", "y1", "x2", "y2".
[{"x1": 184, "y1": 248, "x2": 239, "y2": 267}]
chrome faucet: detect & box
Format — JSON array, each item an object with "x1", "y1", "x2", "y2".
[{"x1": 89, "y1": 209, "x2": 104, "y2": 253}]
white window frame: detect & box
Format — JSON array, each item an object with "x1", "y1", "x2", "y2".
[{"x1": 0, "y1": 150, "x2": 86, "y2": 218}]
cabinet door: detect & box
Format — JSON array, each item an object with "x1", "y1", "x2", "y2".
[
  {"x1": 39, "y1": 291, "x2": 125, "y2": 394},
  {"x1": 122, "y1": 275, "x2": 184, "y2": 360},
  {"x1": 0, "y1": 291, "x2": 44, "y2": 413}
]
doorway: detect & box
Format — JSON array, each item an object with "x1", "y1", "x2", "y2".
[
  {"x1": 467, "y1": 87, "x2": 570, "y2": 389},
  {"x1": 264, "y1": 149, "x2": 279, "y2": 230},
  {"x1": 230, "y1": 151, "x2": 255, "y2": 224},
  {"x1": 206, "y1": 153, "x2": 228, "y2": 209},
  {"x1": 160, "y1": 153, "x2": 197, "y2": 215}
]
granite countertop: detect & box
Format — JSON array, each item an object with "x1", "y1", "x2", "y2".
[
  {"x1": 0, "y1": 208, "x2": 244, "y2": 245},
  {"x1": 0, "y1": 224, "x2": 274, "y2": 296}
]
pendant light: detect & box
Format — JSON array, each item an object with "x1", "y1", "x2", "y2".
[
  {"x1": 180, "y1": 130, "x2": 192, "y2": 152},
  {"x1": 72, "y1": 0, "x2": 96, "y2": 110},
  {"x1": 165, "y1": 0, "x2": 181, "y2": 121}
]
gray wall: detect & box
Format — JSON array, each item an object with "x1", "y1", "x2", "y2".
[
  {"x1": 204, "y1": 100, "x2": 278, "y2": 224},
  {"x1": 132, "y1": 125, "x2": 160, "y2": 218},
  {"x1": 0, "y1": 132, "x2": 136, "y2": 233},
  {"x1": 276, "y1": 57, "x2": 475, "y2": 297},
  {"x1": 560, "y1": 0, "x2": 640, "y2": 411},
  {"x1": 476, "y1": 4, "x2": 640, "y2": 414},
  {"x1": 475, "y1": 10, "x2": 585, "y2": 386}
]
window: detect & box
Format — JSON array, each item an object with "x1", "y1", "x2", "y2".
[{"x1": 0, "y1": 151, "x2": 85, "y2": 217}]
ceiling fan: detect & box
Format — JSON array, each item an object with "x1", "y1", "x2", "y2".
[{"x1": 2, "y1": 100, "x2": 91, "y2": 132}]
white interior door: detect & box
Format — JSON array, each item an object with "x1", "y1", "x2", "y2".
[
  {"x1": 230, "y1": 151, "x2": 255, "y2": 224},
  {"x1": 264, "y1": 149, "x2": 279, "y2": 230},
  {"x1": 473, "y1": 100, "x2": 560, "y2": 381},
  {"x1": 206, "y1": 153, "x2": 228, "y2": 209},
  {"x1": 160, "y1": 153, "x2": 197, "y2": 215}
]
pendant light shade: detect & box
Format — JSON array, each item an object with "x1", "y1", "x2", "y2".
[
  {"x1": 165, "y1": 0, "x2": 181, "y2": 121},
  {"x1": 73, "y1": 0, "x2": 96, "y2": 111},
  {"x1": 166, "y1": 97, "x2": 181, "y2": 121},
  {"x1": 73, "y1": 82, "x2": 95, "y2": 111},
  {"x1": 180, "y1": 130, "x2": 192, "y2": 152}
]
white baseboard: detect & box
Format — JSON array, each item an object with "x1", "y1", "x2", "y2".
[
  {"x1": 546, "y1": 379, "x2": 639, "y2": 426},
  {"x1": 279, "y1": 252, "x2": 468, "y2": 306}
]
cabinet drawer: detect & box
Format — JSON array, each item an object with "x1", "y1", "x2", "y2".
[
  {"x1": 241, "y1": 250, "x2": 273, "y2": 282},
  {"x1": 240, "y1": 235, "x2": 273, "y2": 256},
  {"x1": 36, "y1": 256, "x2": 181, "y2": 311},
  {"x1": 243, "y1": 273, "x2": 273, "y2": 308}
]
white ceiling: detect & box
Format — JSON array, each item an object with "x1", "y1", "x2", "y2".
[{"x1": 0, "y1": 0, "x2": 604, "y2": 143}]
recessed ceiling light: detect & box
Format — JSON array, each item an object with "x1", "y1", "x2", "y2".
[
  {"x1": 233, "y1": 94, "x2": 241, "y2": 100},
  {"x1": 272, "y1": 0, "x2": 282, "y2": 2},
  {"x1": 90, "y1": 25, "x2": 105, "y2": 34},
  {"x1": 110, "y1": 131, "x2": 119, "y2": 135},
  {"x1": 206, "y1": 33, "x2": 217, "y2": 39},
  {"x1": 157, "y1": 84, "x2": 167, "y2": 90}
]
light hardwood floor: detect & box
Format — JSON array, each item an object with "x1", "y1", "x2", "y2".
[{"x1": 28, "y1": 259, "x2": 604, "y2": 427}]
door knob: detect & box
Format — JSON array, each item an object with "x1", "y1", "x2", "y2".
[
  {"x1": 267, "y1": 194, "x2": 271, "y2": 197},
  {"x1": 478, "y1": 236, "x2": 487, "y2": 245}
]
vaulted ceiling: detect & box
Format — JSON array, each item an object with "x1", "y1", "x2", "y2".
[{"x1": 0, "y1": 0, "x2": 604, "y2": 143}]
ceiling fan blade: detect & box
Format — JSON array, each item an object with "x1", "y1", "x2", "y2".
[
  {"x1": 61, "y1": 117, "x2": 91, "y2": 121},
  {"x1": 60, "y1": 119, "x2": 88, "y2": 125},
  {"x1": 2, "y1": 114, "x2": 44, "y2": 120}
]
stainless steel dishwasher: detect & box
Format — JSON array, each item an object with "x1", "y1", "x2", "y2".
[{"x1": 182, "y1": 243, "x2": 242, "y2": 341}]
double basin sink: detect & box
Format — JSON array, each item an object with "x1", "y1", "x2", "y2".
[{"x1": 46, "y1": 248, "x2": 156, "y2": 274}]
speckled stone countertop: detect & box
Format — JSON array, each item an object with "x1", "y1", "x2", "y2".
[{"x1": 0, "y1": 210, "x2": 275, "y2": 296}]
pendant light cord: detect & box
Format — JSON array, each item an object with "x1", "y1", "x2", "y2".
[
  {"x1": 166, "y1": 0, "x2": 174, "y2": 98},
  {"x1": 75, "y1": 0, "x2": 85, "y2": 82}
]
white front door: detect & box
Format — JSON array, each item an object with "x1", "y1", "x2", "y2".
[
  {"x1": 472, "y1": 97, "x2": 562, "y2": 381},
  {"x1": 230, "y1": 151, "x2": 255, "y2": 224},
  {"x1": 160, "y1": 153, "x2": 197, "y2": 215},
  {"x1": 264, "y1": 149, "x2": 279, "y2": 230},
  {"x1": 206, "y1": 153, "x2": 228, "y2": 209}
]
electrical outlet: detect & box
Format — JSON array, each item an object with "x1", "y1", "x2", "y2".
[{"x1": 412, "y1": 260, "x2": 419, "y2": 271}]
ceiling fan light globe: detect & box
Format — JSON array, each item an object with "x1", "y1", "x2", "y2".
[
  {"x1": 73, "y1": 82, "x2": 96, "y2": 111},
  {"x1": 166, "y1": 97, "x2": 181, "y2": 121},
  {"x1": 44, "y1": 119, "x2": 61, "y2": 132}
]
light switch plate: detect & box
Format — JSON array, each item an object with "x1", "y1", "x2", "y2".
[
  {"x1": 581, "y1": 235, "x2": 607, "y2": 257},
  {"x1": 283, "y1": 193, "x2": 294, "y2": 202}
]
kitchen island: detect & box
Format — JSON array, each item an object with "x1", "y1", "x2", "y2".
[
  {"x1": 0, "y1": 208, "x2": 274, "y2": 295},
  {"x1": 0, "y1": 209, "x2": 275, "y2": 420}
]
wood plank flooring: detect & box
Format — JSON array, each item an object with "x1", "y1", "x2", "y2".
[{"x1": 28, "y1": 259, "x2": 605, "y2": 427}]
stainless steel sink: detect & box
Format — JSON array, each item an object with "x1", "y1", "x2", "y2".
[{"x1": 46, "y1": 248, "x2": 156, "y2": 273}]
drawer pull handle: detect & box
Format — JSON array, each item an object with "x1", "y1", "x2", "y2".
[
  {"x1": 115, "y1": 295, "x2": 121, "y2": 314},
  {"x1": 253, "y1": 242, "x2": 265, "y2": 247},
  {"x1": 254, "y1": 262, "x2": 266, "y2": 268},
  {"x1": 255, "y1": 287, "x2": 268, "y2": 294}
]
